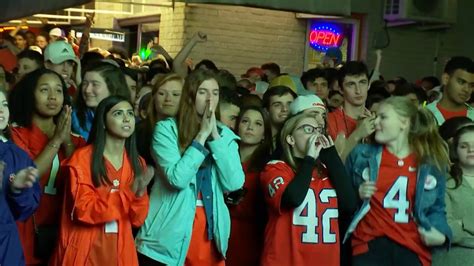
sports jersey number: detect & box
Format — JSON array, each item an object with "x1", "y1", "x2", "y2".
[
  {"x1": 292, "y1": 188, "x2": 338, "y2": 244},
  {"x1": 44, "y1": 154, "x2": 59, "y2": 195},
  {"x1": 268, "y1": 176, "x2": 284, "y2": 198},
  {"x1": 382, "y1": 176, "x2": 409, "y2": 223}
]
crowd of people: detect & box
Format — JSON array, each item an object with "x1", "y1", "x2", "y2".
[{"x1": 1, "y1": 18, "x2": 474, "y2": 266}]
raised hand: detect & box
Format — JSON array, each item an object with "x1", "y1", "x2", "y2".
[
  {"x1": 132, "y1": 166, "x2": 155, "y2": 197},
  {"x1": 354, "y1": 114, "x2": 376, "y2": 141},
  {"x1": 52, "y1": 106, "x2": 73, "y2": 145},
  {"x1": 358, "y1": 181, "x2": 377, "y2": 200},
  {"x1": 197, "y1": 101, "x2": 216, "y2": 143},
  {"x1": 85, "y1": 12, "x2": 95, "y2": 27},
  {"x1": 306, "y1": 135, "x2": 322, "y2": 160},
  {"x1": 319, "y1": 134, "x2": 334, "y2": 149},
  {"x1": 194, "y1": 32, "x2": 207, "y2": 43},
  {"x1": 418, "y1": 227, "x2": 446, "y2": 247},
  {"x1": 11, "y1": 167, "x2": 38, "y2": 192}
]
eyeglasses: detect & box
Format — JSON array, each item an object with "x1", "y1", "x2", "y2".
[{"x1": 295, "y1": 124, "x2": 322, "y2": 134}]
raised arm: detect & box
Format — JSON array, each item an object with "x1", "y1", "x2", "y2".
[{"x1": 173, "y1": 32, "x2": 207, "y2": 77}]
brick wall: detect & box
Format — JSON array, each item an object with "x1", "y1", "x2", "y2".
[
  {"x1": 181, "y1": 4, "x2": 307, "y2": 77},
  {"x1": 90, "y1": 0, "x2": 474, "y2": 82},
  {"x1": 158, "y1": 3, "x2": 186, "y2": 56}
]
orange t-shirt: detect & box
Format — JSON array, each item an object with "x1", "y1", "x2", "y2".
[
  {"x1": 11, "y1": 124, "x2": 86, "y2": 265},
  {"x1": 185, "y1": 193, "x2": 225, "y2": 266},
  {"x1": 437, "y1": 103, "x2": 468, "y2": 121},
  {"x1": 327, "y1": 108, "x2": 358, "y2": 140},
  {"x1": 50, "y1": 145, "x2": 149, "y2": 266},
  {"x1": 227, "y1": 162, "x2": 265, "y2": 266},
  {"x1": 260, "y1": 161, "x2": 340, "y2": 266},
  {"x1": 352, "y1": 147, "x2": 430, "y2": 266}
]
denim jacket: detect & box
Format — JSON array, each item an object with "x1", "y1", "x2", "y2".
[
  {"x1": 343, "y1": 144, "x2": 452, "y2": 245},
  {"x1": 135, "y1": 118, "x2": 245, "y2": 265}
]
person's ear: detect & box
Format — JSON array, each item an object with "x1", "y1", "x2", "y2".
[
  {"x1": 399, "y1": 116, "x2": 410, "y2": 131},
  {"x1": 286, "y1": 135, "x2": 295, "y2": 146},
  {"x1": 441, "y1": 73, "x2": 450, "y2": 87}
]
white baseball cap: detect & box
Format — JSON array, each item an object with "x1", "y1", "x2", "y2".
[
  {"x1": 49, "y1": 27, "x2": 64, "y2": 37},
  {"x1": 290, "y1": 94, "x2": 326, "y2": 115}
]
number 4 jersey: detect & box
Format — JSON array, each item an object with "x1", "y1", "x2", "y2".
[
  {"x1": 260, "y1": 160, "x2": 340, "y2": 266},
  {"x1": 352, "y1": 147, "x2": 431, "y2": 266}
]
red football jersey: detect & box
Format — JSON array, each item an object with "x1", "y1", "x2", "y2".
[
  {"x1": 11, "y1": 124, "x2": 86, "y2": 264},
  {"x1": 260, "y1": 160, "x2": 340, "y2": 266},
  {"x1": 327, "y1": 107, "x2": 357, "y2": 140},
  {"x1": 437, "y1": 103, "x2": 468, "y2": 121},
  {"x1": 352, "y1": 147, "x2": 431, "y2": 266},
  {"x1": 227, "y1": 162, "x2": 265, "y2": 266}
]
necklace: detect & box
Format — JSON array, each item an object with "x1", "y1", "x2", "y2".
[{"x1": 397, "y1": 159, "x2": 404, "y2": 167}]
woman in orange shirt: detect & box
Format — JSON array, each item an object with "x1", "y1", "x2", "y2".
[
  {"x1": 51, "y1": 95, "x2": 152, "y2": 266},
  {"x1": 8, "y1": 68, "x2": 85, "y2": 265}
]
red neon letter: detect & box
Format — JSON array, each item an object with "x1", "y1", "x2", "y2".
[
  {"x1": 310, "y1": 31, "x2": 317, "y2": 43},
  {"x1": 330, "y1": 33, "x2": 342, "y2": 46}
]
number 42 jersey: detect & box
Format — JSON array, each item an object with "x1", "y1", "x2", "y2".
[{"x1": 260, "y1": 160, "x2": 340, "y2": 266}]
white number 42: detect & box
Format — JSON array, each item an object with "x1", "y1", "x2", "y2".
[{"x1": 292, "y1": 188, "x2": 338, "y2": 244}]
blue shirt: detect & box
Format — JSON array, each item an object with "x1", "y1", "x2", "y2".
[
  {"x1": 71, "y1": 108, "x2": 94, "y2": 141},
  {"x1": 0, "y1": 140, "x2": 40, "y2": 265}
]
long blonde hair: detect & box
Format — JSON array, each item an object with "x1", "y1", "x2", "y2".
[
  {"x1": 280, "y1": 113, "x2": 317, "y2": 170},
  {"x1": 382, "y1": 96, "x2": 449, "y2": 171}
]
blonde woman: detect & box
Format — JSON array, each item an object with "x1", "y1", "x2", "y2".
[
  {"x1": 345, "y1": 96, "x2": 452, "y2": 266},
  {"x1": 260, "y1": 111, "x2": 357, "y2": 266}
]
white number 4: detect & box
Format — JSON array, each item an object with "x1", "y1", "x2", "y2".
[
  {"x1": 383, "y1": 176, "x2": 409, "y2": 223},
  {"x1": 292, "y1": 189, "x2": 338, "y2": 244}
]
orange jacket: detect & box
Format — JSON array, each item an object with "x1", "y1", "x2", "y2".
[
  {"x1": 50, "y1": 145, "x2": 149, "y2": 266},
  {"x1": 11, "y1": 124, "x2": 86, "y2": 265}
]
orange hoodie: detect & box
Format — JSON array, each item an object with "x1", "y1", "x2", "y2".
[{"x1": 50, "y1": 145, "x2": 149, "y2": 266}]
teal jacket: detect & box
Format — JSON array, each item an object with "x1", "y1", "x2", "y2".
[{"x1": 135, "y1": 118, "x2": 245, "y2": 265}]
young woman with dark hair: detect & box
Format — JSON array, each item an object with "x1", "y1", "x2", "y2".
[
  {"x1": 135, "y1": 69, "x2": 244, "y2": 265},
  {"x1": 226, "y1": 106, "x2": 273, "y2": 266},
  {"x1": 346, "y1": 96, "x2": 452, "y2": 266},
  {"x1": 72, "y1": 61, "x2": 131, "y2": 140},
  {"x1": 432, "y1": 124, "x2": 474, "y2": 265},
  {"x1": 8, "y1": 68, "x2": 85, "y2": 264},
  {"x1": 259, "y1": 110, "x2": 357, "y2": 266},
  {"x1": 51, "y1": 96, "x2": 152, "y2": 265},
  {"x1": 0, "y1": 87, "x2": 41, "y2": 265}
]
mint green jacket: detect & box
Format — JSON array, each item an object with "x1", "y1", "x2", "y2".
[{"x1": 135, "y1": 118, "x2": 245, "y2": 265}]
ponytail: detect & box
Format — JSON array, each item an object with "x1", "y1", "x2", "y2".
[{"x1": 409, "y1": 106, "x2": 450, "y2": 172}]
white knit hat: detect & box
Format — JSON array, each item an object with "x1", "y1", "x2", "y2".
[{"x1": 290, "y1": 94, "x2": 326, "y2": 115}]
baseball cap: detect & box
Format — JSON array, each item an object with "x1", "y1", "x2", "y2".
[
  {"x1": 28, "y1": 46, "x2": 42, "y2": 54},
  {"x1": 49, "y1": 27, "x2": 64, "y2": 37},
  {"x1": 270, "y1": 74, "x2": 306, "y2": 95},
  {"x1": 290, "y1": 94, "x2": 326, "y2": 115},
  {"x1": 44, "y1": 41, "x2": 79, "y2": 65}
]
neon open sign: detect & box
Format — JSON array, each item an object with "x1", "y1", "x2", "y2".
[{"x1": 309, "y1": 25, "x2": 344, "y2": 51}]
